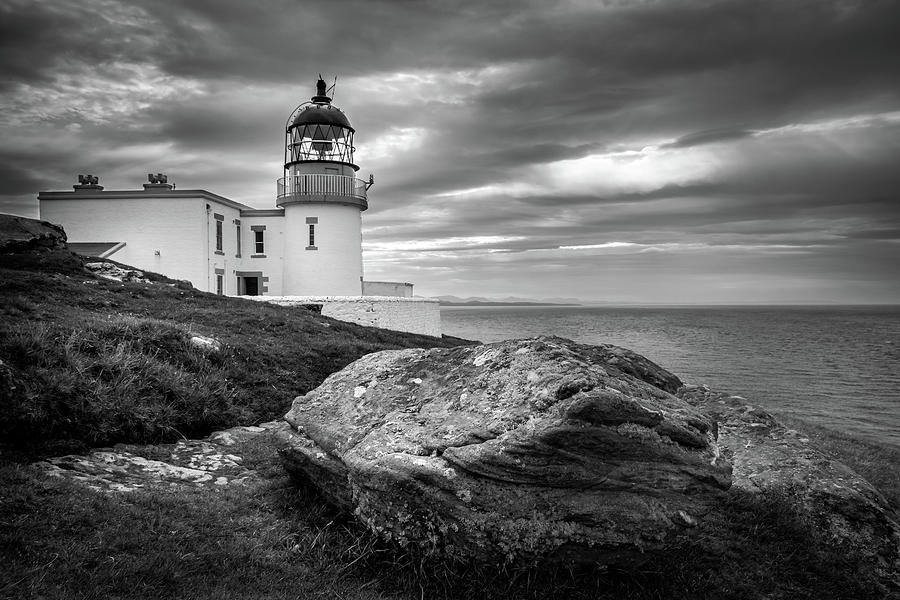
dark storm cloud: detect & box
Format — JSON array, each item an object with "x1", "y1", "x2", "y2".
[
  {"x1": 2, "y1": 0, "x2": 899, "y2": 301},
  {"x1": 9, "y1": 0, "x2": 897, "y2": 127},
  {"x1": 142, "y1": 99, "x2": 283, "y2": 151},
  {"x1": 453, "y1": 1, "x2": 900, "y2": 141},
  {"x1": 0, "y1": 0, "x2": 161, "y2": 90},
  {"x1": 839, "y1": 228, "x2": 900, "y2": 241},
  {"x1": 0, "y1": 157, "x2": 45, "y2": 197}
]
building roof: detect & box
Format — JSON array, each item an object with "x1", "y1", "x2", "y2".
[
  {"x1": 37, "y1": 188, "x2": 256, "y2": 212},
  {"x1": 68, "y1": 241, "x2": 125, "y2": 258},
  {"x1": 290, "y1": 104, "x2": 354, "y2": 131}
]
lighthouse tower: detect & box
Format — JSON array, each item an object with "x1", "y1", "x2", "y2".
[{"x1": 277, "y1": 77, "x2": 369, "y2": 296}]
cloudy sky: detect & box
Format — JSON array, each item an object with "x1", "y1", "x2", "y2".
[{"x1": 2, "y1": 0, "x2": 899, "y2": 303}]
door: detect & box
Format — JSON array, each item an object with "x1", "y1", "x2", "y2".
[{"x1": 244, "y1": 277, "x2": 259, "y2": 296}]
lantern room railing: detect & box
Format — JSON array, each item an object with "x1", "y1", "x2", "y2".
[{"x1": 277, "y1": 174, "x2": 368, "y2": 200}]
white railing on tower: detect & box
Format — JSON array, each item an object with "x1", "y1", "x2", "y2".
[{"x1": 277, "y1": 174, "x2": 367, "y2": 200}]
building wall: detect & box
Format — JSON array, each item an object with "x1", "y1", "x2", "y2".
[
  {"x1": 244, "y1": 296, "x2": 442, "y2": 337},
  {"x1": 362, "y1": 281, "x2": 414, "y2": 297},
  {"x1": 39, "y1": 183, "x2": 370, "y2": 300},
  {"x1": 236, "y1": 213, "x2": 284, "y2": 295},
  {"x1": 282, "y1": 203, "x2": 363, "y2": 296},
  {"x1": 40, "y1": 194, "x2": 207, "y2": 287},
  {"x1": 205, "y1": 201, "x2": 242, "y2": 295}
]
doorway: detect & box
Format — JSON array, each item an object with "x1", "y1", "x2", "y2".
[
  {"x1": 236, "y1": 270, "x2": 267, "y2": 296},
  {"x1": 244, "y1": 277, "x2": 259, "y2": 296}
]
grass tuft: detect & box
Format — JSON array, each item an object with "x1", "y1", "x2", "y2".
[{"x1": 0, "y1": 318, "x2": 245, "y2": 453}]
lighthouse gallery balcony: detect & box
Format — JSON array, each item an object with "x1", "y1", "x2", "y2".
[{"x1": 276, "y1": 174, "x2": 368, "y2": 210}]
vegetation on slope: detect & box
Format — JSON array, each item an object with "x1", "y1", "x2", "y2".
[
  {"x1": 1, "y1": 429, "x2": 886, "y2": 600},
  {"x1": 0, "y1": 251, "x2": 467, "y2": 458},
  {"x1": 0, "y1": 242, "x2": 895, "y2": 600}
]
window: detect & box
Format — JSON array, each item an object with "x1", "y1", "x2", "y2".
[
  {"x1": 216, "y1": 274, "x2": 223, "y2": 295},
  {"x1": 236, "y1": 224, "x2": 242, "y2": 257},
  {"x1": 306, "y1": 216, "x2": 318, "y2": 250},
  {"x1": 214, "y1": 213, "x2": 224, "y2": 254},
  {"x1": 250, "y1": 225, "x2": 266, "y2": 256}
]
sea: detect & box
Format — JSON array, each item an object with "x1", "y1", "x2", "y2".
[{"x1": 440, "y1": 305, "x2": 900, "y2": 448}]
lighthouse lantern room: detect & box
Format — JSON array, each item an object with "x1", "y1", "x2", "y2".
[{"x1": 277, "y1": 76, "x2": 370, "y2": 296}]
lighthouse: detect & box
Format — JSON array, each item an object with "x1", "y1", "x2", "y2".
[
  {"x1": 277, "y1": 76, "x2": 370, "y2": 296},
  {"x1": 38, "y1": 75, "x2": 441, "y2": 334}
]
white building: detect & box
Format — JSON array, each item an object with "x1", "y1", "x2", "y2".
[
  {"x1": 38, "y1": 78, "x2": 441, "y2": 336},
  {"x1": 39, "y1": 78, "x2": 411, "y2": 299}
]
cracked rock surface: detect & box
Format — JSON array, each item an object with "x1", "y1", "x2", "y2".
[
  {"x1": 278, "y1": 336, "x2": 732, "y2": 565},
  {"x1": 36, "y1": 422, "x2": 289, "y2": 493}
]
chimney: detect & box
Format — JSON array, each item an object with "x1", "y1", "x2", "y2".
[
  {"x1": 143, "y1": 173, "x2": 173, "y2": 190},
  {"x1": 73, "y1": 174, "x2": 103, "y2": 191}
]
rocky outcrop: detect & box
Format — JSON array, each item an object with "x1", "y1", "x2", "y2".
[
  {"x1": 278, "y1": 336, "x2": 731, "y2": 565},
  {"x1": 679, "y1": 385, "x2": 900, "y2": 592},
  {"x1": 0, "y1": 214, "x2": 67, "y2": 252},
  {"x1": 84, "y1": 261, "x2": 150, "y2": 283},
  {"x1": 0, "y1": 213, "x2": 82, "y2": 272},
  {"x1": 35, "y1": 421, "x2": 289, "y2": 493}
]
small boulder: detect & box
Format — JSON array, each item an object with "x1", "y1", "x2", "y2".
[
  {"x1": 189, "y1": 335, "x2": 221, "y2": 352},
  {"x1": 278, "y1": 336, "x2": 731, "y2": 565}
]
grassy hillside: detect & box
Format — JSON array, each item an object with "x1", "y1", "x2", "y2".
[
  {"x1": 0, "y1": 243, "x2": 895, "y2": 599},
  {"x1": 0, "y1": 249, "x2": 469, "y2": 458}
]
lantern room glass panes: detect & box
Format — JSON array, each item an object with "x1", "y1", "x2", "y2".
[{"x1": 287, "y1": 124, "x2": 355, "y2": 165}]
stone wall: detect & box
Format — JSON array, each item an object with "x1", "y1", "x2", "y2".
[{"x1": 242, "y1": 296, "x2": 441, "y2": 337}]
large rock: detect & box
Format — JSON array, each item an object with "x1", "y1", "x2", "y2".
[
  {"x1": 0, "y1": 213, "x2": 67, "y2": 252},
  {"x1": 0, "y1": 213, "x2": 82, "y2": 272},
  {"x1": 278, "y1": 337, "x2": 731, "y2": 565},
  {"x1": 680, "y1": 386, "x2": 900, "y2": 592}
]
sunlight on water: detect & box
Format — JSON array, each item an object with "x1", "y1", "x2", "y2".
[{"x1": 441, "y1": 305, "x2": 900, "y2": 448}]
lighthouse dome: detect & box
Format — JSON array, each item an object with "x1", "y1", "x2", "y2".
[
  {"x1": 284, "y1": 77, "x2": 359, "y2": 171},
  {"x1": 290, "y1": 104, "x2": 354, "y2": 132}
]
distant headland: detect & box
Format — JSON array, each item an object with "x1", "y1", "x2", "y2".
[{"x1": 433, "y1": 295, "x2": 582, "y2": 307}]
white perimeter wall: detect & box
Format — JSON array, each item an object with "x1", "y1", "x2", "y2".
[
  {"x1": 243, "y1": 296, "x2": 442, "y2": 337},
  {"x1": 41, "y1": 195, "x2": 207, "y2": 287}
]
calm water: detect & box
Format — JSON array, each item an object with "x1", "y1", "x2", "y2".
[{"x1": 441, "y1": 305, "x2": 900, "y2": 448}]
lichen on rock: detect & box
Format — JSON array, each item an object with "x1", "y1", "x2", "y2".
[{"x1": 278, "y1": 336, "x2": 732, "y2": 565}]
